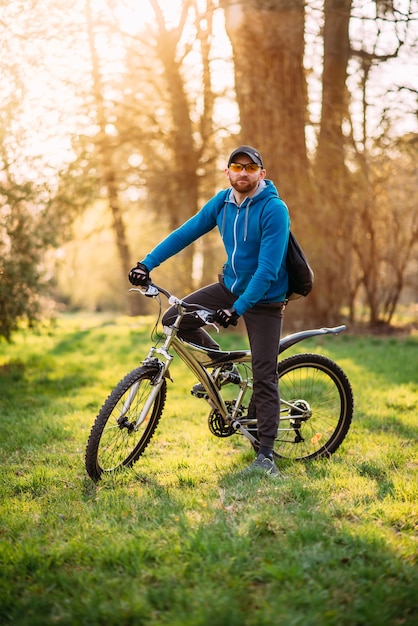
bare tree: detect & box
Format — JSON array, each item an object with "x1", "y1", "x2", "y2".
[
  {"x1": 45, "y1": 0, "x2": 224, "y2": 304},
  {"x1": 353, "y1": 135, "x2": 418, "y2": 325},
  {"x1": 83, "y1": 0, "x2": 137, "y2": 311},
  {"x1": 345, "y1": 0, "x2": 417, "y2": 326}
]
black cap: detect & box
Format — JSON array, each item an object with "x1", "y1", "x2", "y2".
[{"x1": 228, "y1": 145, "x2": 264, "y2": 168}]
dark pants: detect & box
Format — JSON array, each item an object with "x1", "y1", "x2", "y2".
[{"x1": 162, "y1": 280, "x2": 285, "y2": 449}]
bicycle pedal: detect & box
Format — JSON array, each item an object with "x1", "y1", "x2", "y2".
[
  {"x1": 222, "y1": 372, "x2": 241, "y2": 385},
  {"x1": 191, "y1": 383, "x2": 207, "y2": 398},
  {"x1": 220, "y1": 366, "x2": 241, "y2": 385}
]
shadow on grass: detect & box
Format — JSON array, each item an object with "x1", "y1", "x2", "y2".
[
  {"x1": 1, "y1": 325, "x2": 417, "y2": 624},
  {"x1": 1, "y1": 419, "x2": 417, "y2": 626},
  {"x1": 73, "y1": 456, "x2": 417, "y2": 625}
]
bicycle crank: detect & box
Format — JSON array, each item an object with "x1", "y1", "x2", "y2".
[{"x1": 208, "y1": 409, "x2": 236, "y2": 437}]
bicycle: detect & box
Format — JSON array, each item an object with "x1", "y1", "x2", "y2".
[{"x1": 85, "y1": 282, "x2": 354, "y2": 481}]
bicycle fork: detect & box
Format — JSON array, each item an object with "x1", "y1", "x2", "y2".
[{"x1": 120, "y1": 347, "x2": 173, "y2": 431}]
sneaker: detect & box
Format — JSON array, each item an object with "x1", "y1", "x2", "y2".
[{"x1": 242, "y1": 453, "x2": 279, "y2": 477}]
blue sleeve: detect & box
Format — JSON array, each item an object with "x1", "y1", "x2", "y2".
[{"x1": 141, "y1": 196, "x2": 221, "y2": 270}]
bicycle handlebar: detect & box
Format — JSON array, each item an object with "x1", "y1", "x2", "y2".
[
  {"x1": 129, "y1": 282, "x2": 217, "y2": 321},
  {"x1": 130, "y1": 283, "x2": 348, "y2": 341}
]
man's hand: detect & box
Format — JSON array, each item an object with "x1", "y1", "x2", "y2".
[
  {"x1": 213, "y1": 308, "x2": 239, "y2": 328},
  {"x1": 128, "y1": 262, "x2": 150, "y2": 286}
]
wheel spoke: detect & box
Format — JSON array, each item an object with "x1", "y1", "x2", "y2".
[
  {"x1": 85, "y1": 366, "x2": 166, "y2": 480},
  {"x1": 274, "y1": 353, "x2": 353, "y2": 460}
]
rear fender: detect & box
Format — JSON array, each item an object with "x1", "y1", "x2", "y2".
[{"x1": 279, "y1": 325, "x2": 346, "y2": 354}]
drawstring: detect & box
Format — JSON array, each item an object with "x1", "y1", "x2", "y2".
[
  {"x1": 243, "y1": 200, "x2": 252, "y2": 241},
  {"x1": 221, "y1": 203, "x2": 227, "y2": 237}
]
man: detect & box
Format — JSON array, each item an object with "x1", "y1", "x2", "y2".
[{"x1": 129, "y1": 145, "x2": 290, "y2": 476}]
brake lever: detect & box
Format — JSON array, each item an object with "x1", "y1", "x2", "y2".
[
  {"x1": 194, "y1": 310, "x2": 219, "y2": 333},
  {"x1": 129, "y1": 284, "x2": 159, "y2": 297}
]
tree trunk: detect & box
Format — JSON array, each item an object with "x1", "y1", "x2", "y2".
[
  {"x1": 311, "y1": 0, "x2": 353, "y2": 324},
  {"x1": 220, "y1": 0, "x2": 315, "y2": 328},
  {"x1": 221, "y1": 0, "x2": 310, "y2": 214}
]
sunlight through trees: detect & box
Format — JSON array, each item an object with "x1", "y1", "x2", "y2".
[{"x1": 0, "y1": 0, "x2": 417, "y2": 338}]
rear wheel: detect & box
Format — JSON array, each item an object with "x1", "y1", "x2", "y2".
[
  {"x1": 274, "y1": 353, "x2": 353, "y2": 460},
  {"x1": 85, "y1": 365, "x2": 166, "y2": 481}
]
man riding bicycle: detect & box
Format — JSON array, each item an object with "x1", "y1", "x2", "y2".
[{"x1": 129, "y1": 146, "x2": 290, "y2": 476}]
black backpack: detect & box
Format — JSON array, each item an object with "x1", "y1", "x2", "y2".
[{"x1": 285, "y1": 231, "x2": 314, "y2": 300}]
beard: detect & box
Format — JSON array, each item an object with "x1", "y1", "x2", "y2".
[{"x1": 230, "y1": 177, "x2": 259, "y2": 195}]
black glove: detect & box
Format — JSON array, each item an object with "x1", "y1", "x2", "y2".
[
  {"x1": 213, "y1": 308, "x2": 239, "y2": 328},
  {"x1": 128, "y1": 262, "x2": 150, "y2": 286}
]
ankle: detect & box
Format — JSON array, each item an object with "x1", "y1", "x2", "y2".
[{"x1": 259, "y1": 446, "x2": 273, "y2": 460}]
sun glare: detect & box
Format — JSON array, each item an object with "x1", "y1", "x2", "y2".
[{"x1": 116, "y1": 0, "x2": 186, "y2": 34}]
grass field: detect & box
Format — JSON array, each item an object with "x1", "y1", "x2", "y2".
[{"x1": 0, "y1": 313, "x2": 417, "y2": 625}]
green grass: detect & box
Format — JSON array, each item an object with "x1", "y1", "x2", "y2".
[{"x1": 0, "y1": 314, "x2": 417, "y2": 626}]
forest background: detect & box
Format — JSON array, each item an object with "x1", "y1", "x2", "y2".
[{"x1": 1, "y1": 0, "x2": 417, "y2": 341}]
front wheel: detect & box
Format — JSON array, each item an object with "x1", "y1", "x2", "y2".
[
  {"x1": 85, "y1": 365, "x2": 166, "y2": 481},
  {"x1": 274, "y1": 353, "x2": 354, "y2": 460}
]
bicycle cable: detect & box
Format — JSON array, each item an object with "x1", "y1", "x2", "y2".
[{"x1": 150, "y1": 293, "x2": 165, "y2": 344}]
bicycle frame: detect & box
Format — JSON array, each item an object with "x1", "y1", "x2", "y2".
[
  {"x1": 140, "y1": 325, "x2": 257, "y2": 443},
  {"x1": 85, "y1": 283, "x2": 353, "y2": 480},
  {"x1": 131, "y1": 284, "x2": 346, "y2": 446}
]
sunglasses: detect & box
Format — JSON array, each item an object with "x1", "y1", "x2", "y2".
[{"x1": 229, "y1": 162, "x2": 261, "y2": 173}]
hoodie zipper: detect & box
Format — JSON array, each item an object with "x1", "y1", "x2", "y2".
[
  {"x1": 230, "y1": 206, "x2": 240, "y2": 292},
  {"x1": 230, "y1": 197, "x2": 253, "y2": 292}
]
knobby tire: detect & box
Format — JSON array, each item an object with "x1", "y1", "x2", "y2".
[{"x1": 85, "y1": 365, "x2": 166, "y2": 481}]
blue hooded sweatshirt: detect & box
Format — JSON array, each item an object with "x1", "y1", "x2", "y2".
[{"x1": 141, "y1": 179, "x2": 290, "y2": 316}]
